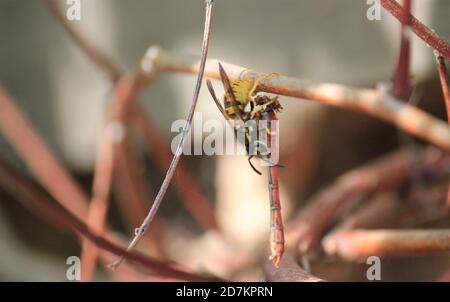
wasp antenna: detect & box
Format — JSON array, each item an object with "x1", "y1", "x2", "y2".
[
  {"x1": 206, "y1": 79, "x2": 226, "y2": 117},
  {"x1": 218, "y1": 63, "x2": 237, "y2": 102},
  {"x1": 248, "y1": 156, "x2": 262, "y2": 175}
]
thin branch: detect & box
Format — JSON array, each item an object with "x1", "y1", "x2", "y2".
[
  {"x1": 110, "y1": 0, "x2": 215, "y2": 269},
  {"x1": 43, "y1": 0, "x2": 218, "y2": 233},
  {"x1": 80, "y1": 123, "x2": 116, "y2": 281},
  {"x1": 391, "y1": 0, "x2": 412, "y2": 100},
  {"x1": 140, "y1": 48, "x2": 450, "y2": 152},
  {"x1": 0, "y1": 155, "x2": 220, "y2": 281},
  {"x1": 381, "y1": 0, "x2": 450, "y2": 60},
  {"x1": 80, "y1": 76, "x2": 142, "y2": 280},
  {"x1": 322, "y1": 229, "x2": 450, "y2": 261},
  {"x1": 41, "y1": 0, "x2": 120, "y2": 82},
  {"x1": 263, "y1": 251, "x2": 324, "y2": 282},
  {"x1": 435, "y1": 52, "x2": 450, "y2": 121},
  {"x1": 434, "y1": 51, "x2": 450, "y2": 208}
]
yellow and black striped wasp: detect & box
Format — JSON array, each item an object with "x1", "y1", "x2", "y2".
[{"x1": 206, "y1": 63, "x2": 285, "y2": 267}]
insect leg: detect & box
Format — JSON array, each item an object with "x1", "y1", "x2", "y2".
[
  {"x1": 247, "y1": 155, "x2": 262, "y2": 175},
  {"x1": 248, "y1": 72, "x2": 278, "y2": 98}
]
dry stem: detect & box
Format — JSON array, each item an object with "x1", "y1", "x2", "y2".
[
  {"x1": 322, "y1": 229, "x2": 450, "y2": 261},
  {"x1": 110, "y1": 0, "x2": 215, "y2": 269},
  {"x1": 139, "y1": 48, "x2": 450, "y2": 152},
  {"x1": 381, "y1": 0, "x2": 450, "y2": 60}
]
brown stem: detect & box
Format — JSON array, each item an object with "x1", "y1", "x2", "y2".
[
  {"x1": 110, "y1": 0, "x2": 215, "y2": 269},
  {"x1": 140, "y1": 49, "x2": 450, "y2": 152},
  {"x1": 391, "y1": 0, "x2": 412, "y2": 100},
  {"x1": 42, "y1": 0, "x2": 218, "y2": 235},
  {"x1": 381, "y1": 0, "x2": 450, "y2": 60},
  {"x1": 322, "y1": 229, "x2": 450, "y2": 261},
  {"x1": 80, "y1": 76, "x2": 142, "y2": 280},
  {"x1": 434, "y1": 51, "x2": 450, "y2": 208}
]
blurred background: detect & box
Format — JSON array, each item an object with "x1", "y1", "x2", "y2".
[{"x1": 0, "y1": 0, "x2": 450, "y2": 281}]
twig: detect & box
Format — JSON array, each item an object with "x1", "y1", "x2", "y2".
[
  {"x1": 391, "y1": 0, "x2": 412, "y2": 100},
  {"x1": 285, "y1": 147, "x2": 447, "y2": 253},
  {"x1": 41, "y1": 0, "x2": 120, "y2": 82},
  {"x1": 113, "y1": 137, "x2": 167, "y2": 260},
  {"x1": 0, "y1": 155, "x2": 220, "y2": 281},
  {"x1": 140, "y1": 48, "x2": 450, "y2": 152},
  {"x1": 263, "y1": 251, "x2": 324, "y2": 282},
  {"x1": 130, "y1": 107, "x2": 218, "y2": 230},
  {"x1": 381, "y1": 0, "x2": 450, "y2": 60},
  {"x1": 80, "y1": 76, "x2": 143, "y2": 280},
  {"x1": 435, "y1": 52, "x2": 450, "y2": 121},
  {"x1": 434, "y1": 51, "x2": 450, "y2": 208},
  {"x1": 110, "y1": 0, "x2": 215, "y2": 269},
  {"x1": 42, "y1": 0, "x2": 217, "y2": 232},
  {"x1": 80, "y1": 130, "x2": 115, "y2": 281},
  {"x1": 322, "y1": 229, "x2": 450, "y2": 261}
]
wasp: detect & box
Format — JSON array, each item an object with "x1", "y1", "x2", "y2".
[{"x1": 206, "y1": 63, "x2": 285, "y2": 267}]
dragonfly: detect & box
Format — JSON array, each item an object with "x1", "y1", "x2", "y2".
[{"x1": 206, "y1": 63, "x2": 285, "y2": 267}]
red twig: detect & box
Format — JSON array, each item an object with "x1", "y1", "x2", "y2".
[
  {"x1": 80, "y1": 76, "x2": 143, "y2": 280},
  {"x1": 381, "y1": 0, "x2": 450, "y2": 60},
  {"x1": 111, "y1": 0, "x2": 215, "y2": 269},
  {"x1": 391, "y1": 0, "x2": 412, "y2": 100},
  {"x1": 434, "y1": 51, "x2": 450, "y2": 208}
]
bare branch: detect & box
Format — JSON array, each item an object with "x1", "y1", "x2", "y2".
[
  {"x1": 110, "y1": 0, "x2": 215, "y2": 269},
  {"x1": 433, "y1": 51, "x2": 450, "y2": 208},
  {"x1": 140, "y1": 48, "x2": 450, "y2": 152},
  {"x1": 381, "y1": 0, "x2": 450, "y2": 60},
  {"x1": 322, "y1": 229, "x2": 450, "y2": 261},
  {"x1": 391, "y1": 0, "x2": 412, "y2": 100}
]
